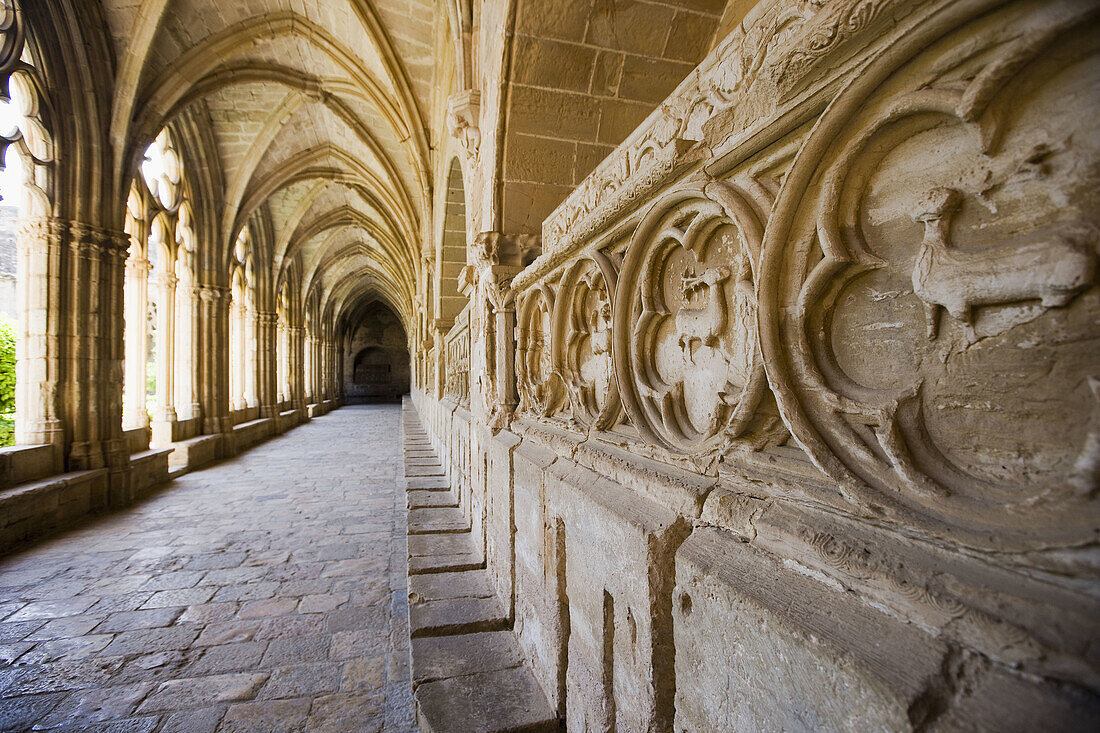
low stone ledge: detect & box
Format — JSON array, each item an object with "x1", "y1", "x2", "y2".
[
  {"x1": 0, "y1": 468, "x2": 109, "y2": 554},
  {"x1": 0, "y1": 443, "x2": 60, "y2": 489},
  {"x1": 232, "y1": 417, "x2": 276, "y2": 452},
  {"x1": 123, "y1": 426, "x2": 151, "y2": 454},
  {"x1": 276, "y1": 409, "x2": 302, "y2": 433},
  {"x1": 165, "y1": 433, "x2": 221, "y2": 473},
  {"x1": 130, "y1": 447, "x2": 172, "y2": 498}
]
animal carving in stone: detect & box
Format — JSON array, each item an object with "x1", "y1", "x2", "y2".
[
  {"x1": 675, "y1": 264, "x2": 731, "y2": 363},
  {"x1": 587, "y1": 299, "x2": 611, "y2": 359},
  {"x1": 911, "y1": 187, "x2": 1096, "y2": 341}
]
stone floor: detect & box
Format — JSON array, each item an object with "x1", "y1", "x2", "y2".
[{"x1": 0, "y1": 404, "x2": 415, "y2": 732}]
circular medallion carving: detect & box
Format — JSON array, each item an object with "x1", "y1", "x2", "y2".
[
  {"x1": 613, "y1": 178, "x2": 776, "y2": 456},
  {"x1": 552, "y1": 252, "x2": 623, "y2": 430},
  {"x1": 757, "y1": 5, "x2": 1100, "y2": 548},
  {"x1": 516, "y1": 284, "x2": 563, "y2": 417}
]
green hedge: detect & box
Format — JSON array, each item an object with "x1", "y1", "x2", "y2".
[{"x1": 0, "y1": 318, "x2": 14, "y2": 447}]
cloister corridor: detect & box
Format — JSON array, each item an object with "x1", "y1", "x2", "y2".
[{"x1": 0, "y1": 405, "x2": 415, "y2": 732}]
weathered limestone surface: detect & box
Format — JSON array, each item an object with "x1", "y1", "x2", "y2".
[
  {"x1": 0, "y1": 405, "x2": 415, "y2": 731},
  {"x1": 403, "y1": 405, "x2": 557, "y2": 732},
  {"x1": 2, "y1": 0, "x2": 1097, "y2": 728},
  {"x1": 413, "y1": 0, "x2": 1100, "y2": 729}
]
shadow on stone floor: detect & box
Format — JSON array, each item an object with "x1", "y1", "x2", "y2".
[{"x1": 0, "y1": 404, "x2": 415, "y2": 732}]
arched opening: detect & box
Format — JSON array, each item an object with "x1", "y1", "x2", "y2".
[
  {"x1": 121, "y1": 127, "x2": 199, "y2": 448},
  {"x1": 353, "y1": 347, "x2": 391, "y2": 385},
  {"x1": 436, "y1": 157, "x2": 467, "y2": 325},
  {"x1": 342, "y1": 300, "x2": 409, "y2": 403},
  {"x1": 0, "y1": 44, "x2": 53, "y2": 448},
  {"x1": 228, "y1": 227, "x2": 258, "y2": 416}
]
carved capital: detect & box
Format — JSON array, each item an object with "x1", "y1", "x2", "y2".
[
  {"x1": 149, "y1": 271, "x2": 178, "y2": 290},
  {"x1": 126, "y1": 256, "x2": 153, "y2": 274},
  {"x1": 254, "y1": 310, "x2": 278, "y2": 326},
  {"x1": 473, "y1": 231, "x2": 540, "y2": 270},
  {"x1": 16, "y1": 216, "x2": 64, "y2": 252},
  {"x1": 198, "y1": 284, "x2": 229, "y2": 304},
  {"x1": 446, "y1": 89, "x2": 481, "y2": 163}
]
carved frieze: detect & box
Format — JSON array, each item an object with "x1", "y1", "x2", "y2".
[
  {"x1": 516, "y1": 284, "x2": 563, "y2": 418},
  {"x1": 756, "y1": 0, "x2": 1100, "y2": 549},
  {"x1": 552, "y1": 253, "x2": 623, "y2": 431},
  {"x1": 524, "y1": 0, "x2": 905, "y2": 291},
  {"x1": 444, "y1": 311, "x2": 470, "y2": 408},
  {"x1": 613, "y1": 178, "x2": 785, "y2": 461}
]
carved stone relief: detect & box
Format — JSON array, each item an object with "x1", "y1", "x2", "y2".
[
  {"x1": 444, "y1": 313, "x2": 470, "y2": 408},
  {"x1": 447, "y1": 89, "x2": 481, "y2": 166},
  {"x1": 552, "y1": 253, "x2": 623, "y2": 431},
  {"x1": 613, "y1": 178, "x2": 785, "y2": 461},
  {"x1": 757, "y1": 0, "x2": 1100, "y2": 549},
  {"x1": 516, "y1": 285, "x2": 563, "y2": 417}
]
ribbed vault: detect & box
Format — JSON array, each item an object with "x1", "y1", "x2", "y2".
[{"x1": 100, "y1": 0, "x2": 434, "y2": 335}]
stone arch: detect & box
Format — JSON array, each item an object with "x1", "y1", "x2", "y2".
[
  {"x1": 342, "y1": 299, "x2": 410, "y2": 403},
  {"x1": 436, "y1": 157, "x2": 467, "y2": 325}
]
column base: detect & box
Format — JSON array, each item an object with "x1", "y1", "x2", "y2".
[{"x1": 68, "y1": 440, "x2": 105, "y2": 471}]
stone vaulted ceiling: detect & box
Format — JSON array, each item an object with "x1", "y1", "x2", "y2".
[{"x1": 101, "y1": 0, "x2": 434, "y2": 325}]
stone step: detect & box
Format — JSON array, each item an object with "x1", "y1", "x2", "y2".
[
  {"x1": 409, "y1": 569, "x2": 497, "y2": 603},
  {"x1": 408, "y1": 506, "x2": 469, "y2": 534},
  {"x1": 405, "y1": 456, "x2": 443, "y2": 467},
  {"x1": 410, "y1": 593, "x2": 509, "y2": 637},
  {"x1": 409, "y1": 531, "x2": 478, "y2": 557},
  {"x1": 412, "y1": 630, "x2": 523, "y2": 684},
  {"x1": 415, "y1": 664, "x2": 558, "y2": 733},
  {"x1": 407, "y1": 475, "x2": 450, "y2": 491},
  {"x1": 408, "y1": 490, "x2": 458, "y2": 509},
  {"x1": 404, "y1": 449, "x2": 437, "y2": 459},
  {"x1": 408, "y1": 552, "x2": 484, "y2": 575},
  {"x1": 402, "y1": 404, "x2": 560, "y2": 733},
  {"x1": 405, "y1": 463, "x2": 446, "y2": 478}
]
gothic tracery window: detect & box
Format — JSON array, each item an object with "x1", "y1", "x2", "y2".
[
  {"x1": 122, "y1": 128, "x2": 198, "y2": 436},
  {"x1": 0, "y1": 29, "x2": 53, "y2": 446},
  {"x1": 229, "y1": 228, "x2": 257, "y2": 412}
]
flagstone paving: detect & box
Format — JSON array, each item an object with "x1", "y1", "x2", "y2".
[{"x1": 0, "y1": 404, "x2": 414, "y2": 732}]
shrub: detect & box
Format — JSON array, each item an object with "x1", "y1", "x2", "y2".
[{"x1": 0, "y1": 317, "x2": 15, "y2": 447}]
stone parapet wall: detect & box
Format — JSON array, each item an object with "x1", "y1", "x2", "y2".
[{"x1": 413, "y1": 0, "x2": 1100, "y2": 727}]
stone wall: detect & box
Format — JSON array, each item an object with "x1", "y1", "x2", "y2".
[
  {"x1": 343, "y1": 304, "x2": 411, "y2": 403},
  {"x1": 413, "y1": 0, "x2": 1100, "y2": 728}
]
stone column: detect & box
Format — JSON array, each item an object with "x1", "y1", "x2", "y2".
[
  {"x1": 150, "y1": 270, "x2": 177, "y2": 446},
  {"x1": 122, "y1": 253, "x2": 151, "y2": 430},
  {"x1": 175, "y1": 279, "x2": 202, "y2": 422},
  {"x1": 255, "y1": 309, "x2": 278, "y2": 418},
  {"x1": 277, "y1": 319, "x2": 289, "y2": 404},
  {"x1": 99, "y1": 231, "x2": 133, "y2": 504},
  {"x1": 199, "y1": 285, "x2": 231, "y2": 437},
  {"x1": 244, "y1": 304, "x2": 257, "y2": 410},
  {"x1": 492, "y1": 301, "x2": 518, "y2": 422},
  {"x1": 468, "y1": 232, "x2": 536, "y2": 429},
  {"x1": 303, "y1": 332, "x2": 315, "y2": 404},
  {"x1": 66, "y1": 224, "x2": 104, "y2": 471},
  {"x1": 15, "y1": 217, "x2": 64, "y2": 464},
  {"x1": 288, "y1": 325, "x2": 304, "y2": 410},
  {"x1": 433, "y1": 321, "x2": 447, "y2": 400}
]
